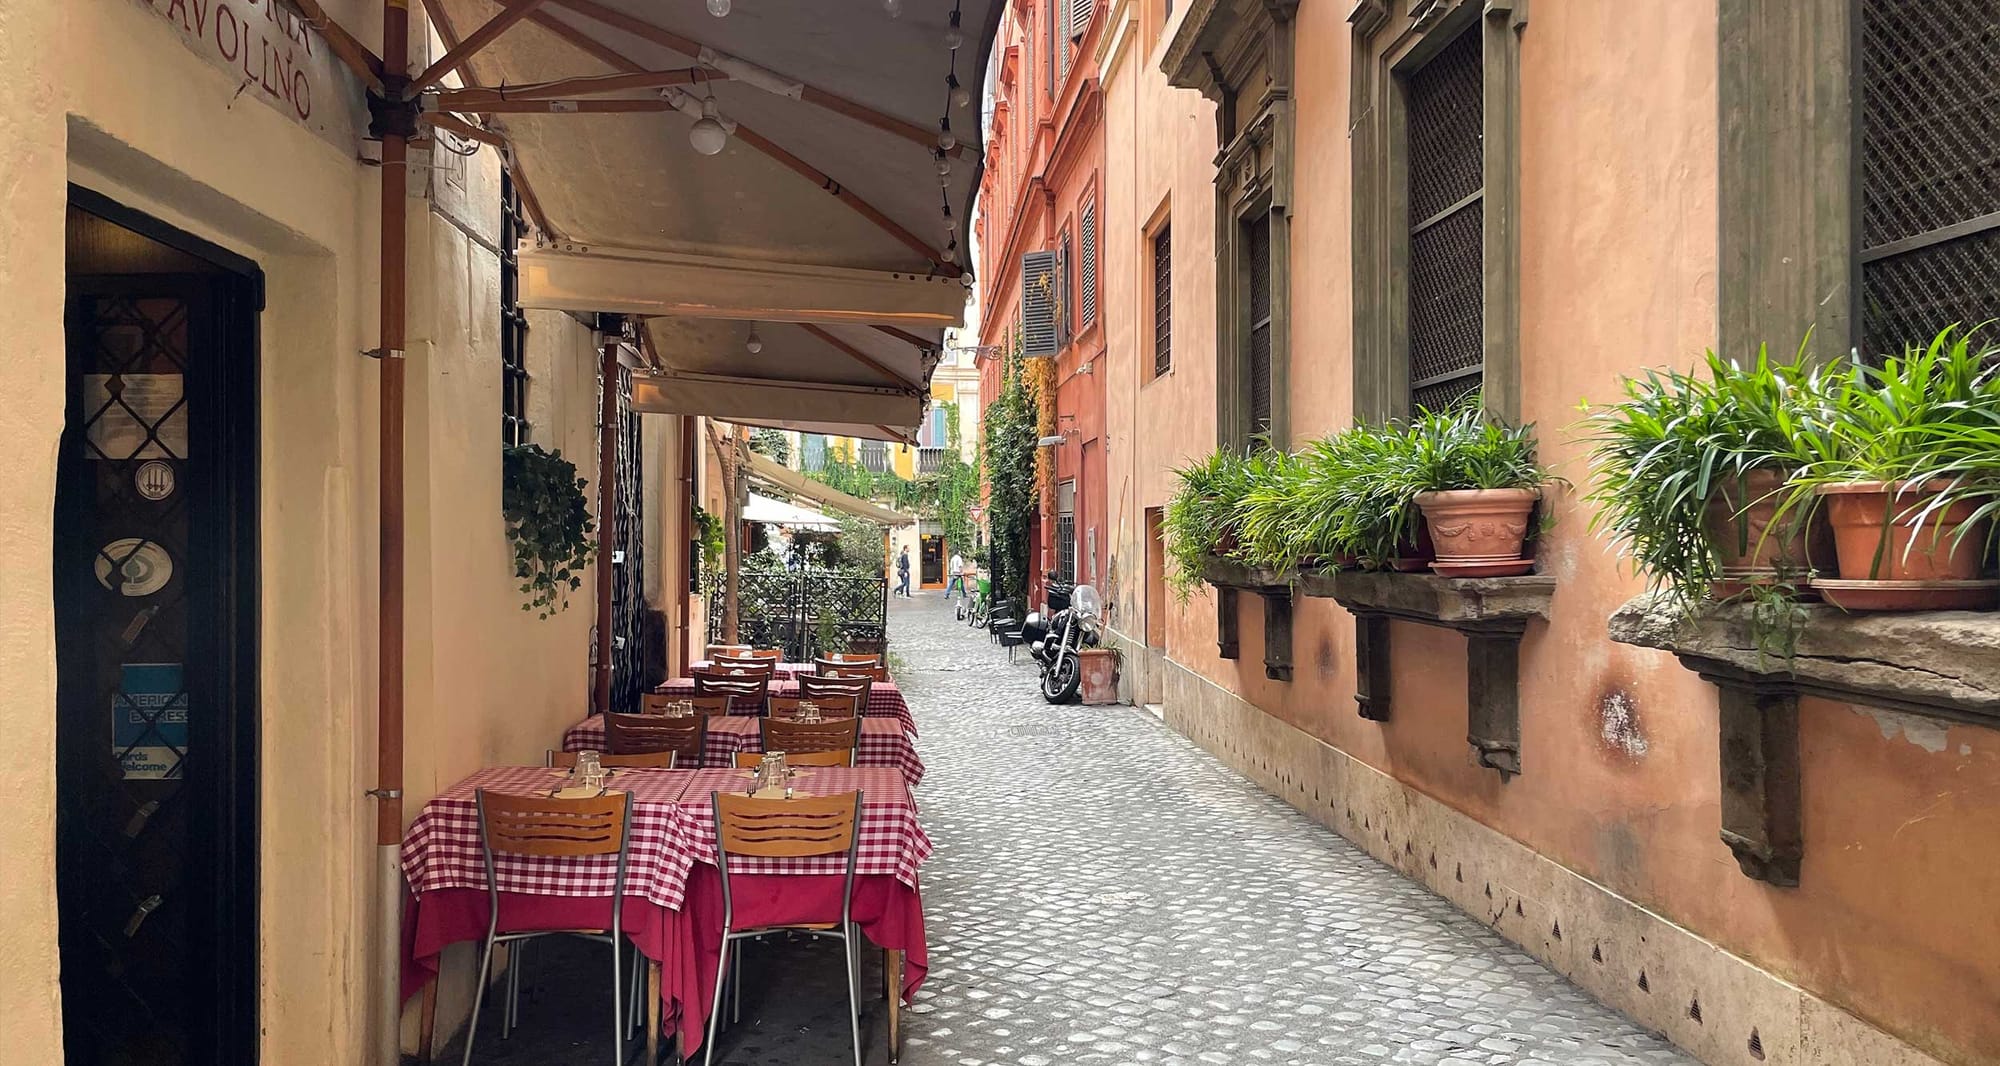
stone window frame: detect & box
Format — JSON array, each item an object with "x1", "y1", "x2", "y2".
[
  {"x1": 1162, "y1": 0, "x2": 1299, "y2": 451},
  {"x1": 1349, "y1": 0, "x2": 1526, "y2": 423}
]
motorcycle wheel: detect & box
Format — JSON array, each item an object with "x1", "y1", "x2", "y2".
[{"x1": 1041, "y1": 652, "x2": 1081, "y2": 703}]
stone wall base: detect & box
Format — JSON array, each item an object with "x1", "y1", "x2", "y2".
[{"x1": 1128, "y1": 638, "x2": 1944, "y2": 1066}]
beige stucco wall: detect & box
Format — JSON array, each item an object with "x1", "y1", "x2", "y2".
[
  {"x1": 1102, "y1": 2, "x2": 2000, "y2": 1063},
  {"x1": 0, "y1": 2, "x2": 688, "y2": 1063}
]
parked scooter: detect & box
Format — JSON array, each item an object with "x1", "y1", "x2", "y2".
[{"x1": 1021, "y1": 579, "x2": 1101, "y2": 703}]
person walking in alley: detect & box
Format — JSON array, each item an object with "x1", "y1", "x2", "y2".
[
  {"x1": 896, "y1": 546, "x2": 913, "y2": 597},
  {"x1": 946, "y1": 550, "x2": 967, "y2": 600}
]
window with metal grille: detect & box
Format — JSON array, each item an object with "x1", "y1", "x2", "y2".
[
  {"x1": 1055, "y1": 479, "x2": 1077, "y2": 583},
  {"x1": 1152, "y1": 223, "x2": 1172, "y2": 376},
  {"x1": 1080, "y1": 197, "x2": 1099, "y2": 329},
  {"x1": 1405, "y1": 26, "x2": 1484, "y2": 413},
  {"x1": 1246, "y1": 212, "x2": 1273, "y2": 440},
  {"x1": 860, "y1": 439, "x2": 888, "y2": 473},
  {"x1": 802, "y1": 433, "x2": 828, "y2": 472},
  {"x1": 1047, "y1": 1, "x2": 1057, "y2": 98},
  {"x1": 1058, "y1": 230, "x2": 1075, "y2": 346},
  {"x1": 1857, "y1": 0, "x2": 2000, "y2": 358},
  {"x1": 500, "y1": 170, "x2": 532, "y2": 446}
]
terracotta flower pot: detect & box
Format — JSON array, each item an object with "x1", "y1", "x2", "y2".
[
  {"x1": 1819, "y1": 481, "x2": 1990, "y2": 580},
  {"x1": 1702, "y1": 468, "x2": 1831, "y2": 597},
  {"x1": 1415, "y1": 488, "x2": 1538, "y2": 577}
]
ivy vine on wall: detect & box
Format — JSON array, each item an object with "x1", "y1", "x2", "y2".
[
  {"x1": 502, "y1": 444, "x2": 596, "y2": 618},
  {"x1": 982, "y1": 339, "x2": 1040, "y2": 608}
]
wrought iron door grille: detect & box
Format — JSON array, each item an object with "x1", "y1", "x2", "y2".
[
  {"x1": 610, "y1": 366, "x2": 649, "y2": 712},
  {"x1": 1858, "y1": 0, "x2": 2000, "y2": 357},
  {"x1": 1152, "y1": 224, "x2": 1173, "y2": 376},
  {"x1": 500, "y1": 171, "x2": 532, "y2": 447},
  {"x1": 1405, "y1": 26, "x2": 1485, "y2": 413},
  {"x1": 1246, "y1": 213, "x2": 1274, "y2": 440},
  {"x1": 704, "y1": 569, "x2": 889, "y2": 659}
]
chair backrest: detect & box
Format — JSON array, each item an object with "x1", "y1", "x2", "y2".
[
  {"x1": 476, "y1": 789, "x2": 630, "y2": 858},
  {"x1": 712, "y1": 653, "x2": 778, "y2": 675},
  {"x1": 745, "y1": 648, "x2": 785, "y2": 662},
  {"x1": 604, "y1": 712, "x2": 704, "y2": 759},
  {"x1": 705, "y1": 643, "x2": 752, "y2": 660},
  {"x1": 768, "y1": 694, "x2": 859, "y2": 720},
  {"x1": 799, "y1": 672, "x2": 870, "y2": 704},
  {"x1": 546, "y1": 749, "x2": 676, "y2": 770},
  {"x1": 693, "y1": 669, "x2": 772, "y2": 714},
  {"x1": 822, "y1": 652, "x2": 879, "y2": 667},
  {"x1": 712, "y1": 790, "x2": 860, "y2": 859},
  {"x1": 763, "y1": 715, "x2": 861, "y2": 754},
  {"x1": 816, "y1": 660, "x2": 888, "y2": 682},
  {"x1": 642, "y1": 692, "x2": 731, "y2": 718},
  {"x1": 732, "y1": 748, "x2": 853, "y2": 768}
]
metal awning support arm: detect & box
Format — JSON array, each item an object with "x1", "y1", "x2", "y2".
[{"x1": 410, "y1": 0, "x2": 552, "y2": 92}]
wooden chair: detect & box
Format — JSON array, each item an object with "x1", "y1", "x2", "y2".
[
  {"x1": 767, "y1": 694, "x2": 859, "y2": 721},
  {"x1": 703, "y1": 791, "x2": 865, "y2": 1066},
  {"x1": 763, "y1": 715, "x2": 861, "y2": 755},
  {"x1": 692, "y1": 669, "x2": 772, "y2": 715},
  {"x1": 814, "y1": 658, "x2": 888, "y2": 682},
  {"x1": 712, "y1": 653, "x2": 778, "y2": 676},
  {"x1": 644, "y1": 693, "x2": 731, "y2": 718},
  {"x1": 603, "y1": 712, "x2": 705, "y2": 765},
  {"x1": 799, "y1": 672, "x2": 871, "y2": 711},
  {"x1": 705, "y1": 643, "x2": 752, "y2": 660},
  {"x1": 745, "y1": 648, "x2": 785, "y2": 662},
  {"x1": 545, "y1": 750, "x2": 677, "y2": 770},
  {"x1": 819, "y1": 652, "x2": 879, "y2": 668},
  {"x1": 466, "y1": 790, "x2": 636, "y2": 1066},
  {"x1": 731, "y1": 749, "x2": 854, "y2": 768}
]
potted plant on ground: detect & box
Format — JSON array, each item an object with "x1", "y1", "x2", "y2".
[
  {"x1": 1404, "y1": 405, "x2": 1557, "y2": 577},
  {"x1": 1580, "y1": 344, "x2": 1834, "y2": 614},
  {"x1": 1784, "y1": 326, "x2": 2000, "y2": 611},
  {"x1": 1162, "y1": 447, "x2": 1255, "y2": 599}
]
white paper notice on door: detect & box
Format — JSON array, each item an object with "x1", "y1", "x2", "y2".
[{"x1": 84, "y1": 374, "x2": 188, "y2": 460}]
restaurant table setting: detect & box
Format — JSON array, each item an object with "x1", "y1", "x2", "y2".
[
  {"x1": 398, "y1": 763, "x2": 930, "y2": 1056},
  {"x1": 561, "y1": 712, "x2": 925, "y2": 786},
  {"x1": 650, "y1": 674, "x2": 916, "y2": 735}
]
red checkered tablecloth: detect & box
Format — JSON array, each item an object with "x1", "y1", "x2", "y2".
[
  {"x1": 398, "y1": 765, "x2": 699, "y2": 909},
  {"x1": 651, "y1": 677, "x2": 915, "y2": 734},
  {"x1": 669, "y1": 767, "x2": 930, "y2": 889},
  {"x1": 560, "y1": 715, "x2": 925, "y2": 787},
  {"x1": 400, "y1": 765, "x2": 931, "y2": 909}
]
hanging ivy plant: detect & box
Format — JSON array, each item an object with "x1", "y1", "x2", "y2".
[{"x1": 502, "y1": 444, "x2": 596, "y2": 618}]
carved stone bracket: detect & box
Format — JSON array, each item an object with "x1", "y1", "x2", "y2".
[
  {"x1": 1609, "y1": 592, "x2": 2000, "y2": 885},
  {"x1": 1201, "y1": 557, "x2": 1295, "y2": 681},
  {"x1": 1300, "y1": 570, "x2": 1556, "y2": 777}
]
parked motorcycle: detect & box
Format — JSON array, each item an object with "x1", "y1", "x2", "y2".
[{"x1": 1022, "y1": 580, "x2": 1101, "y2": 703}]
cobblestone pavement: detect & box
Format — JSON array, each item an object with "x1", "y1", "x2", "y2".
[{"x1": 433, "y1": 590, "x2": 1694, "y2": 1065}]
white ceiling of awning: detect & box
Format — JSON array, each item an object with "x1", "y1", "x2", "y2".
[{"x1": 429, "y1": 0, "x2": 995, "y2": 435}]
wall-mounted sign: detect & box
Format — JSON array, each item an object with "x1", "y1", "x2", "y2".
[
  {"x1": 95, "y1": 538, "x2": 176, "y2": 598},
  {"x1": 128, "y1": 0, "x2": 369, "y2": 150},
  {"x1": 135, "y1": 460, "x2": 177, "y2": 500},
  {"x1": 115, "y1": 663, "x2": 189, "y2": 780}
]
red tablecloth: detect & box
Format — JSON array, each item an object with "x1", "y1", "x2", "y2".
[
  {"x1": 400, "y1": 766, "x2": 930, "y2": 1057},
  {"x1": 561, "y1": 715, "x2": 925, "y2": 786},
  {"x1": 650, "y1": 677, "x2": 916, "y2": 735}
]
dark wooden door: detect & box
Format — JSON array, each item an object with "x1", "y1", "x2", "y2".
[{"x1": 56, "y1": 192, "x2": 261, "y2": 1066}]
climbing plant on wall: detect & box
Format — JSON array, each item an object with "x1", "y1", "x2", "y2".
[
  {"x1": 749, "y1": 427, "x2": 791, "y2": 465},
  {"x1": 983, "y1": 340, "x2": 1040, "y2": 608}
]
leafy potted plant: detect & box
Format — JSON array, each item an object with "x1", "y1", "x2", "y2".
[
  {"x1": 501, "y1": 444, "x2": 596, "y2": 618},
  {"x1": 1405, "y1": 406, "x2": 1556, "y2": 577},
  {"x1": 1162, "y1": 447, "x2": 1255, "y2": 599},
  {"x1": 1785, "y1": 326, "x2": 2000, "y2": 611},
  {"x1": 1580, "y1": 345, "x2": 1834, "y2": 612}
]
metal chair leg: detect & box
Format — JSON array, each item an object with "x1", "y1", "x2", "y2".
[
  {"x1": 729, "y1": 941, "x2": 742, "y2": 1025},
  {"x1": 461, "y1": 935, "x2": 498, "y2": 1066},
  {"x1": 842, "y1": 932, "x2": 864, "y2": 1066},
  {"x1": 610, "y1": 934, "x2": 625, "y2": 1066},
  {"x1": 701, "y1": 937, "x2": 732, "y2": 1066},
  {"x1": 502, "y1": 942, "x2": 521, "y2": 1039},
  {"x1": 628, "y1": 945, "x2": 645, "y2": 1035}
]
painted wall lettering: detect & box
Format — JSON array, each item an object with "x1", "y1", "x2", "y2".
[{"x1": 129, "y1": 0, "x2": 364, "y2": 147}]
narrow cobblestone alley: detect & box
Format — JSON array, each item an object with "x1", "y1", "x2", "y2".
[{"x1": 887, "y1": 591, "x2": 1690, "y2": 1066}]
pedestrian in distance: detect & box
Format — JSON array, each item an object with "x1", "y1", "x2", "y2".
[
  {"x1": 896, "y1": 545, "x2": 913, "y2": 597},
  {"x1": 945, "y1": 550, "x2": 967, "y2": 600}
]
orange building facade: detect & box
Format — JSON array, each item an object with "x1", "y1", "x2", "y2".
[{"x1": 977, "y1": 0, "x2": 1109, "y2": 609}]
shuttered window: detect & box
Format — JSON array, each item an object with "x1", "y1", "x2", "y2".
[
  {"x1": 1246, "y1": 212, "x2": 1273, "y2": 441},
  {"x1": 1405, "y1": 26, "x2": 1484, "y2": 413},
  {"x1": 1857, "y1": 0, "x2": 2000, "y2": 358},
  {"x1": 1021, "y1": 250, "x2": 1059, "y2": 356},
  {"x1": 500, "y1": 170, "x2": 532, "y2": 447},
  {"x1": 1080, "y1": 197, "x2": 1099, "y2": 330},
  {"x1": 1152, "y1": 224, "x2": 1172, "y2": 376},
  {"x1": 1058, "y1": 230, "x2": 1075, "y2": 346},
  {"x1": 1046, "y1": 1, "x2": 1057, "y2": 98},
  {"x1": 1070, "y1": 0, "x2": 1094, "y2": 39}
]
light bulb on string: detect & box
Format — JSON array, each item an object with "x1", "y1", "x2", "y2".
[
  {"x1": 935, "y1": 152, "x2": 952, "y2": 177},
  {"x1": 944, "y1": 10, "x2": 964, "y2": 48},
  {"x1": 706, "y1": 0, "x2": 730, "y2": 15},
  {"x1": 937, "y1": 119, "x2": 956, "y2": 152},
  {"x1": 948, "y1": 72, "x2": 971, "y2": 110},
  {"x1": 745, "y1": 324, "x2": 763, "y2": 354},
  {"x1": 884, "y1": 0, "x2": 903, "y2": 17},
  {"x1": 688, "y1": 96, "x2": 728, "y2": 155},
  {"x1": 943, "y1": 243, "x2": 958, "y2": 265}
]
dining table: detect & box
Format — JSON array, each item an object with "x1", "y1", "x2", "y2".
[
  {"x1": 651, "y1": 675, "x2": 917, "y2": 735},
  {"x1": 561, "y1": 713, "x2": 926, "y2": 787},
  {"x1": 399, "y1": 764, "x2": 930, "y2": 1060}
]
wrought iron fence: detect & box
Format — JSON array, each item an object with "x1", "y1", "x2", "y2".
[{"x1": 703, "y1": 566, "x2": 888, "y2": 660}]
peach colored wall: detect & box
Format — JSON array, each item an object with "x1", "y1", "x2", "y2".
[{"x1": 1103, "y1": 2, "x2": 2000, "y2": 1062}]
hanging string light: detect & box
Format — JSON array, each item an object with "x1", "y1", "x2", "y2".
[
  {"x1": 745, "y1": 324, "x2": 763, "y2": 354},
  {"x1": 706, "y1": 0, "x2": 731, "y2": 15},
  {"x1": 884, "y1": 0, "x2": 903, "y2": 16},
  {"x1": 932, "y1": 0, "x2": 970, "y2": 271},
  {"x1": 944, "y1": 7, "x2": 965, "y2": 49}
]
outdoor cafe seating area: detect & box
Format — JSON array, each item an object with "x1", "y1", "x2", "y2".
[{"x1": 398, "y1": 648, "x2": 927, "y2": 1064}]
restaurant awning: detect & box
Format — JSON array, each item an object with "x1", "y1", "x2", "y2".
[
  {"x1": 746, "y1": 450, "x2": 909, "y2": 526},
  {"x1": 423, "y1": 0, "x2": 997, "y2": 429},
  {"x1": 742, "y1": 492, "x2": 838, "y2": 530}
]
